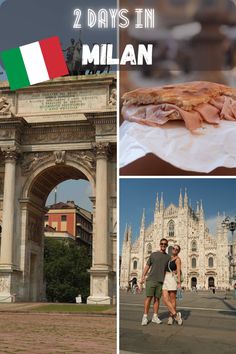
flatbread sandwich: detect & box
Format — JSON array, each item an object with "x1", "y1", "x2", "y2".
[{"x1": 122, "y1": 81, "x2": 236, "y2": 132}]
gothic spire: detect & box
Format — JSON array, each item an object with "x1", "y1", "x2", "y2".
[
  {"x1": 141, "y1": 208, "x2": 145, "y2": 230},
  {"x1": 160, "y1": 193, "x2": 164, "y2": 211},
  {"x1": 216, "y1": 212, "x2": 221, "y2": 234},
  {"x1": 184, "y1": 188, "x2": 188, "y2": 208},
  {"x1": 179, "y1": 189, "x2": 183, "y2": 208},
  {"x1": 124, "y1": 223, "x2": 128, "y2": 242},
  {"x1": 128, "y1": 225, "x2": 132, "y2": 242},
  {"x1": 155, "y1": 193, "x2": 159, "y2": 213},
  {"x1": 199, "y1": 200, "x2": 204, "y2": 220},
  {"x1": 196, "y1": 201, "x2": 200, "y2": 214},
  {"x1": 124, "y1": 223, "x2": 132, "y2": 243}
]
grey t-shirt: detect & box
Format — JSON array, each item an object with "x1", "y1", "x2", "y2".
[{"x1": 146, "y1": 251, "x2": 171, "y2": 283}]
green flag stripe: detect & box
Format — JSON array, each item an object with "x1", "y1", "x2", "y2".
[{"x1": 1, "y1": 47, "x2": 30, "y2": 90}]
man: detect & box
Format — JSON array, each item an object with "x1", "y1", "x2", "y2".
[{"x1": 140, "y1": 238, "x2": 170, "y2": 326}]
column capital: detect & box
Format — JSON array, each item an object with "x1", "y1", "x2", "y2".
[
  {"x1": 1, "y1": 146, "x2": 21, "y2": 162},
  {"x1": 93, "y1": 142, "x2": 111, "y2": 160}
]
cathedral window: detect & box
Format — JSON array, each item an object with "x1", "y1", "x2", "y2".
[
  {"x1": 208, "y1": 257, "x2": 214, "y2": 268},
  {"x1": 168, "y1": 220, "x2": 175, "y2": 237},
  {"x1": 133, "y1": 260, "x2": 138, "y2": 270},
  {"x1": 192, "y1": 257, "x2": 197, "y2": 268},
  {"x1": 191, "y1": 241, "x2": 197, "y2": 252}
]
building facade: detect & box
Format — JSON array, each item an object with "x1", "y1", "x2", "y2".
[
  {"x1": 120, "y1": 190, "x2": 236, "y2": 290},
  {"x1": 44, "y1": 201, "x2": 92, "y2": 252},
  {"x1": 0, "y1": 75, "x2": 117, "y2": 304}
]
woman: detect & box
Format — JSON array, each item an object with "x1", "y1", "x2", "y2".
[{"x1": 162, "y1": 245, "x2": 183, "y2": 325}]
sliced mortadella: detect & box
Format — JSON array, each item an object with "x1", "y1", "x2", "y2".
[
  {"x1": 146, "y1": 105, "x2": 177, "y2": 125},
  {"x1": 194, "y1": 103, "x2": 220, "y2": 124},
  {"x1": 122, "y1": 94, "x2": 236, "y2": 132},
  {"x1": 221, "y1": 96, "x2": 236, "y2": 121},
  {"x1": 122, "y1": 104, "x2": 176, "y2": 126},
  {"x1": 210, "y1": 96, "x2": 225, "y2": 111},
  {"x1": 121, "y1": 105, "x2": 146, "y2": 121},
  {"x1": 156, "y1": 103, "x2": 204, "y2": 131},
  {"x1": 173, "y1": 106, "x2": 203, "y2": 131}
]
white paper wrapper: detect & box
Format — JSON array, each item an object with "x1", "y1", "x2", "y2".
[{"x1": 119, "y1": 121, "x2": 236, "y2": 173}]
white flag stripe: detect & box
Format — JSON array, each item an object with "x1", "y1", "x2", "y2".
[{"x1": 20, "y1": 42, "x2": 49, "y2": 85}]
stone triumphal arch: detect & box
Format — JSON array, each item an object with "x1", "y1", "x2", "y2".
[{"x1": 0, "y1": 75, "x2": 117, "y2": 303}]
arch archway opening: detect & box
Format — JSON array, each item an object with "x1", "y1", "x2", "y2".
[
  {"x1": 27, "y1": 165, "x2": 92, "y2": 208},
  {"x1": 208, "y1": 277, "x2": 215, "y2": 288},
  {"x1": 191, "y1": 277, "x2": 197, "y2": 288},
  {"x1": 23, "y1": 164, "x2": 94, "y2": 302}
]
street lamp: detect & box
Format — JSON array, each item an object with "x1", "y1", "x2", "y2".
[{"x1": 222, "y1": 216, "x2": 236, "y2": 285}]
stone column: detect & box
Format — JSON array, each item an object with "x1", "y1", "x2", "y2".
[
  {"x1": 87, "y1": 142, "x2": 114, "y2": 304},
  {"x1": 0, "y1": 146, "x2": 19, "y2": 268},
  {"x1": 94, "y1": 142, "x2": 110, "y2": 267}
]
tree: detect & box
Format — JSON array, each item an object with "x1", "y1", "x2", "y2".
[{"x1": 44, "y1": 239, "x2": 92, "y2": 303}]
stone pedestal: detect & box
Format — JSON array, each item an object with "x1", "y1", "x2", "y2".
[
  {"x1": 87, "y1": 268, "x2": 115, "y2": 305},
  {"x1": 0, "y1": 270, "x2": 20, "y2": 302}
]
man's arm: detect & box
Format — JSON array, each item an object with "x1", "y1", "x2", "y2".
[{"x1": 140, "y1": 264, "x2": 150, "y2": 284}]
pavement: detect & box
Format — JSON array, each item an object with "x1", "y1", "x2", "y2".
[
  {"x1": 0, "y1": 305, "x2": 116, "y2": 354},
  {"x1": 120, "y1": 290, "x2": 236, "y2": 354}
]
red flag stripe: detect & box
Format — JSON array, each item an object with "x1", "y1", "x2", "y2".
[{"x1": 39, "y1": 36, "x2": 68, "y2": 79}]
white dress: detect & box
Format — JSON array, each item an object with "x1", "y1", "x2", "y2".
[{"x1": 162, "y1": 272, "x2": 178, "y2": 291}]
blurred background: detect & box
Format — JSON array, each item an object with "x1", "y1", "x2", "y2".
[{"x1": 120, "y1": 0, "x2": 236, "y2": 97}]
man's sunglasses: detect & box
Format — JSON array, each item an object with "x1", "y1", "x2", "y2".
[{"x1": 160, "y1": 243, "x2": 168, "y2": 246}]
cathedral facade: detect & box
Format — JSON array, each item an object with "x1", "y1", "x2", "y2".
[{"x1": 120, "y1": 190, "x2": 235, "y2": 290}]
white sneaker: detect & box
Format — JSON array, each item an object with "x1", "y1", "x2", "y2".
[
  {"x1": 141, "y1": 315, "x2": 148, "y2": 326},
  {"x1": 152, "y1": 315, "x2": 162, "y2": 324},
  {"x1": 167, "y1": 316, "x2": 173, "y2": 325},
  {"x1": 175, "y1": 312, "x2": 183, "y2": 326}
]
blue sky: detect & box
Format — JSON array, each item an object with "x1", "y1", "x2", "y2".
[
  {"x1": 46, "y1": 180, "x2": 92, "y2": 211},
  {"x1": 120, "y1": 178, "x2": 236, "y2": 251}
]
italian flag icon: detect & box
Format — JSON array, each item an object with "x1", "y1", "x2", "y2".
[{"x1": 0, "y1": 36, "x2": 69, "y2": 90}]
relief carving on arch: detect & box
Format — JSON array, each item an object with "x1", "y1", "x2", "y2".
[
  {"x1": 21, "y1": 151, "x2": 68, "y2": 175},
  {"x1": 0, "y1": 96, "x2": 14, "y2": 116},
  {"x1": 67, "y1": 150, "x2": 96, "y2": 177},
  {"x1": 109, "y1": 88, "x2": 117, "y2": 107},
  {"x1": 54, "y1": 151, "x2": 66, "y2": 165},
  {"x1": 21, "y1": 152, "x2": 53, "y2": 175}
]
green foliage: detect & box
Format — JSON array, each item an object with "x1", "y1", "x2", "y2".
[{"x1": 44, "y1": 239, "x2": 91, "y2": 303}]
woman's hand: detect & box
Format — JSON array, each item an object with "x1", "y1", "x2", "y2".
[{"x1": 177, "y1": 282, "x2": 181, "y2": 289}]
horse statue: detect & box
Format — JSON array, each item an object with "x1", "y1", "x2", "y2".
[
  {"x1": 64, "y1": 38, "x2": 111, "y2": 76},
  {"x1": 63, "y1": 38, "x2": 76, "y2": 75}
]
